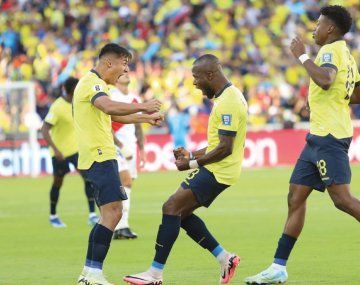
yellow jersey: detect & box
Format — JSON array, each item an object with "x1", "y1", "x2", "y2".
[
  {"x1": 44, "y1": 97, "x2": 78, "y2": 157},
  {"x1": 205, "y1": 83, "x2": 248, "y2": 185},
  {"x1": 73, "y1": 70, "x2": 116, "y2": 170},
  {"x1": 309, "y1": 40, "x2": 360, "y2": 139}
]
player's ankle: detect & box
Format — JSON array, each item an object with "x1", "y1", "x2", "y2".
[{"x1": 271, "y1": 262, "x2": 287, "y2": 271}]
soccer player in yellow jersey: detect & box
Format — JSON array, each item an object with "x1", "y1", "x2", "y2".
[
  {"x1": 42, "y1": 77, "x2": 98, "y2": 228},
  {"x1": 124, "y1": 54, "x2": 248, "y2": 285},
  {"x1": 74, "y1": 43, "x2": 163, "y2": 285},
  {"x1": 246, "y1": 6, "x2": 360, "y2": 284}
]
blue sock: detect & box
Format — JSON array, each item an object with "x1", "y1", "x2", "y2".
[
  {"x1": 152, "y1": 214, "x2": 181, "y2": 267},
  {"x1": 86, "y1": 223, "x2": 113, "y2": 269},
  {"x1": 212, "y1": 245, "x2": 224, "y2": 258},
  {"x1": 181, "y1": 214, "x2": 220, "y2": 254},
  {"x1": 274, "y1": 233, "x2": 297, "y2": 266}
]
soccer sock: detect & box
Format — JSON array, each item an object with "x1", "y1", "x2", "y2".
[
  {"x1": 181, "y1": 214, "x2": 227, "y2": 262},
  {"x1": 273, "y1": 233, "x2": 297, "y2": 266},
  {"x1": 84, "y1": 223, "x2": 97, "y2": 270},
  {"x1": 116, "y1": 187, "x2": 131, "y2": 230},
  {"x1": 85, "y1": 181, "x2": 95, "y2": 213},
  {"x1": 152, "y1": 214, "x2": 181, "y2": 269},
  {"x1": 87, "y1": 223, "x2": 113, "y2": 271},
  {"x1": 50, "y1": 185, "x2": 60, "y2": 215}
]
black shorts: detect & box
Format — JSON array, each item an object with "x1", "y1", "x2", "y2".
[
  {"x1": 82, "y1": 160, "x2": 127, "y2": 206},
  {"x1": 181, "y1": 166, "x2": 229, "y2": 208},
  {"x1": 52, "y1": 153, "x2": 78, "y2": 177},
  {"x1": 290, "y1": 133, "x2": 352, "y2": 192}
]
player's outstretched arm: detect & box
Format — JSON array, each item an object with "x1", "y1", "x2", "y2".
[
  {"x1": 94, "y1": 95, "x2": 161, "y2": 115},
  {"x1": 112, "y1": 112, "x2": 164, "y2": 125},
  {"x1": 290, "y1": 37, "x2": 337, "y2": 90},
  {"x1": 350, "y1": 84, "x2": 360, "y2": 104},
  {"x1": 175, "y1": 135, "x2": 233, "y2": 171}
]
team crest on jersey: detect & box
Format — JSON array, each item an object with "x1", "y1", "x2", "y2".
[
  {"x1": 322, "y1": 53, "x2": 332, "y2": 63},
  {"x1": 222, "y1": 114, "x2": 232, "y2": 126},
  {"x1": 93, "y1": 84, "x2": 102, "y2": 92}
]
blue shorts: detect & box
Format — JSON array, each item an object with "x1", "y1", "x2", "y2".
[
  {"x1": 290, "y1": 133, "x2": 352, "y2": 192},
  {"x1": 82, "y1": 160, "x2": 127, "y2": 206},
  {"x1": 181, "y1": 166, "x2": 229, "y2": 208},
  {"x1": 52, "y1": 153, "x2": 78, "y2": 177}
]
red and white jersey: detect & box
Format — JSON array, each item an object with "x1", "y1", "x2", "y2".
[{"x1": 109, "y1": 86, "x2": 141, "y2": 147}]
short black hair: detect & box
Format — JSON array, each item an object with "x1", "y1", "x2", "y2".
[
  {"x1": 320, "y1": 5, "x2": 352, "y2": 35},
  {"x1": 64, "y1": 77, "x2": 79, "y2": 96},
  {"x1": 98, "y1": 43, "x2": 132, "y2": 60},
  {"x1": 193, "y1": 54, "x2": 219, "y2": 65}
]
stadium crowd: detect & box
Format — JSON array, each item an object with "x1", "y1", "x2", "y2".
[{"x1": 0, "y1": 0, "x2": 359, "y2": 136}]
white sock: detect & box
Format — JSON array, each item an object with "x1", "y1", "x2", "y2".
[
  {"x1": 271, "y1": 263, "x2": 287, "y2": 271},
  {"x1": 216, "y1": 249, "x2": 229, "y2": 264},
  {"x1": 88, "y1": 267, "x2": 103, "y2": 275},
  {"x1": 83, "y1": 266, "x2": 91, "y2": 273},
  {"x1": 50, "y1": 214, "x2": 58, "y2": 219},
  {"x1": 116, "y1": 187, "x2": 131, "y2": 230},
  {"x1": 149, "y1": 266, "x2": 163, "y2": 279}
]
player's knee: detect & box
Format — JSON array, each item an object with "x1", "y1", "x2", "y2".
[
  {"x1": 103, "y1": 204, "x2": 123, "y2": 224},
  {"x1": 53, "y1": 176, "x2": 64, "y2": 188},
  {"x1": 287, "y1": 188, "x2": 303, "y2": 210},
  {"x1": 162, "y1": 197, "x2": 178, "y2": 215},
  {"x1": 333, "y1": 197, "x2": 351, "y2": 213},
  {"x1": 122, "y1": 180, "x2": 132, "y2": 188}
]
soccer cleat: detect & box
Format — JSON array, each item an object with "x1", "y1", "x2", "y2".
[
  {"x1": 123, "y1": 271, "x2": 163, "y2": 285},
  {"x1": 88, "y1": 213, "x2": 99, "y2": 226},
  {"x1": 83, "y1": 271, "x2": 115, "y2": 285},
  {"x1": 244, "y1": 266, "x2": 288, "y2": 284},
  {"x1": 113, "y1": 228, "x2": 138, "y2": 239},
  {"x1": 50, "y1": 216, "x2": 67, "y2": 228},
  {"x1": 220, "y1": 253, "x2": 240, "y2": 284},
  {"x1": 77, "y1": 271, "x2": 88, "y2": 284}
]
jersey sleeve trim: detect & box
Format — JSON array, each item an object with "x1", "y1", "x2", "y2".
[
  {"x1": 218, "y1": 129, "x2": 237, "y2": 137},
  {"x1": 320, "y1": 63, "x2": 338, "y2": 72},
  {"x1": 91, "y1": 92, "x2": 108, "y2": 104}
]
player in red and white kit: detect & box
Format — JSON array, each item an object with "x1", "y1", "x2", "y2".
[{"x1": 109, "y1": 73, "x2": 146, "y2": 239}]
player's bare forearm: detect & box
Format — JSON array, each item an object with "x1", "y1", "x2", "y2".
[
  {"x1": 94, "y1": 96, "x2": 161, "y2": 116},
  {"x1": 349, "y1": 85, "x2": 360, "y2": 104},
  {"x1": 290, "y1": 37, "x2": 336, "y2": 90},
  {"x1": 302, "y1": 61, "x2": 337, "y2": 90},
  {"x1": 112, "y1": 130, "x2": 123, "y2": 148},
  {"x1": 41, "y1": 123, "x2": 60, "y2": 154},
  {"x1": 135, "y1": 123, "x2": 145, "y2": 150},
  {"x1": 192, "y1": 147, "x2": 207, "y2": 159},
  {"x1": 112, "y1": 113, "x2": 163, "y2": 125},
  {"x1": 197, "y1": 135, "x2": 234, "y2": 166}
]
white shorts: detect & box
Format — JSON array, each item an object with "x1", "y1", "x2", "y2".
[{"x1": 116, "y1": 153, "x2": 138, "y2": 179}]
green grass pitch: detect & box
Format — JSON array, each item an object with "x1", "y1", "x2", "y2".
[{"x1": 1, "y1": 166, "x2": 360, "y2": 285}]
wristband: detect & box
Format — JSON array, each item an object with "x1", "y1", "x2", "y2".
[
  {"x1": 299, "y1": 54, "x2": 310, "y2": 64},
  {"x1": 189, "y1": 160, "x2": 199, "y2": 169}
]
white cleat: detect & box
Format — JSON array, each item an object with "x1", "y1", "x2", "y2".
[
  {"x1": 123, "y1": 271, "x2": 163, "y2": 285},
  {"x1": 220, "y1": 253, "x2": 241, "y2": 284},
  {"x1": 245, "y1": 266, "x2": 288, "y2": 284},
  {"x1": 77, "y1": 271, "x2": 87, "y2": 284},
  {"x1": 79, "y1": 271, "x2": 114, "y2": 285}
]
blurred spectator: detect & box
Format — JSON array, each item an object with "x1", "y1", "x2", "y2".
[
  {"x1": 0, "y1": 0, "x2": 359, "y2": 136},
  {"x1": 167, "y1": 103, "x2": 190, "y2": 148}
]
